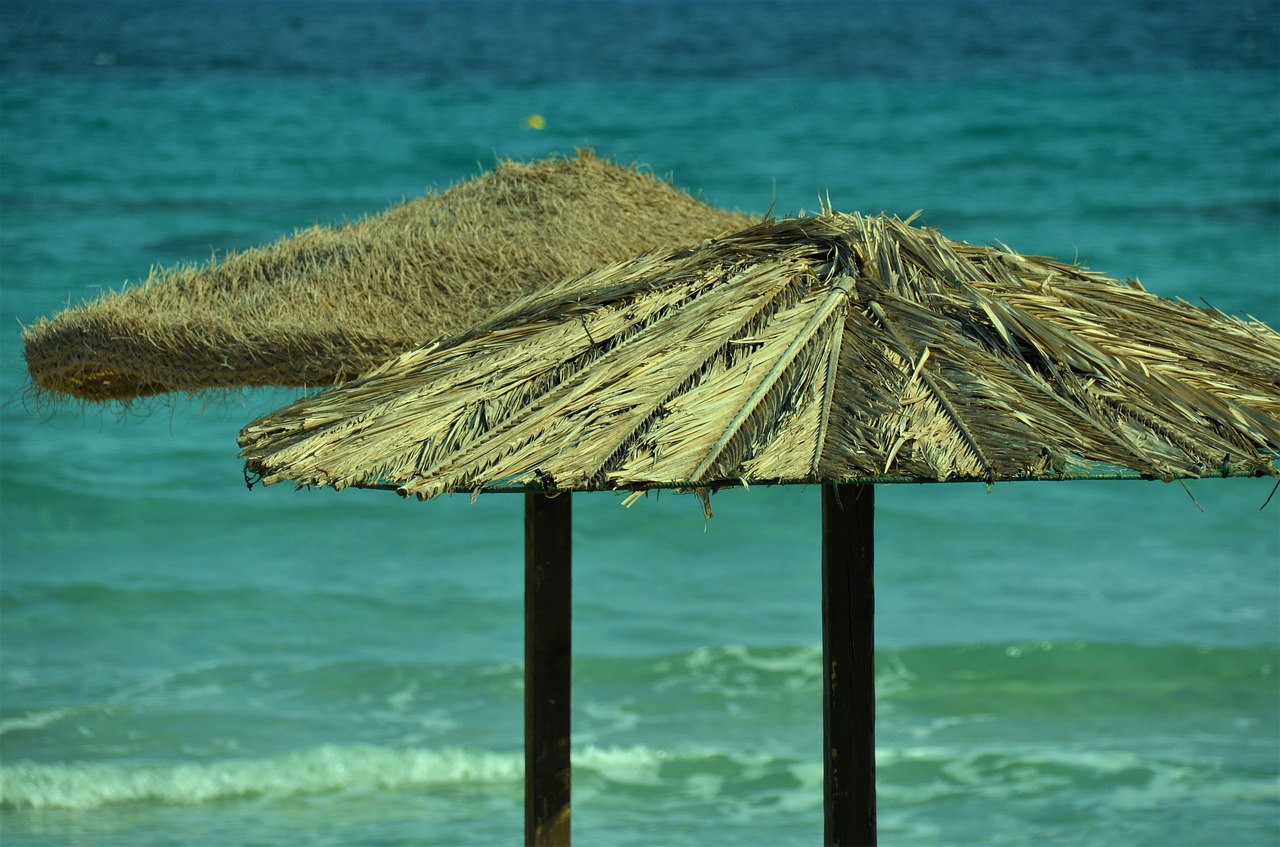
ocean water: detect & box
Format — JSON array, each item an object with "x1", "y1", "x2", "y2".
[{"x1": 2, "y1": 0, "x2": 1278, "y2": 845}]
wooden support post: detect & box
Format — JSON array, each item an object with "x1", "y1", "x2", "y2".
[
  {"x1": 524, "y1": 492, "x2": 573, "y2": 847},
  {"x1": 822, "y1": 483, "x2": 876, "y2": 846}
]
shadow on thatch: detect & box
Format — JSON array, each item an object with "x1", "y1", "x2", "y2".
[
  {"x1": 239, "y1": 212, "x2": 1280, "y2": 500},
  {"x1": 22, "y1": 150, "x2": 753, "y2": 402}
]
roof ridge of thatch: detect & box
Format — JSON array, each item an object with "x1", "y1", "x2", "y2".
[
  {"x1": 239, "y1": 211, "x2": 1280, "y2": 499},
  {"x1": 23, "y1": 150, "x2": 754, "y2": 402}
]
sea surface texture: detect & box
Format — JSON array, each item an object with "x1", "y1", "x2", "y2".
[{"x1": 2, "y1": 1, "x2": 1278, "y2": 845}]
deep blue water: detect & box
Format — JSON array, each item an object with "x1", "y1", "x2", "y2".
[{"x1": 2, "y1": 1, "x2": 1278, "y2": 845}]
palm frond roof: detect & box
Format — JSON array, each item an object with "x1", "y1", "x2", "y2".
[{"x1": 240, "y1": 212, "x2": 1280, "y2": 498}]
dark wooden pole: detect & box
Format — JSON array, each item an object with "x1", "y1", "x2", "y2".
[
  {"x1": 525, "y1": 492, "x2": 573, "y2": 847},
  {"x1": 822, "y1": 483, "x2": 876, "y2": 846}
]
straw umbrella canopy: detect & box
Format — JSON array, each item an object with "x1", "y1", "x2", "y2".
[
  {"x1": 21, "y1": 150, "x2": 752, "y2": 401},
  {"x1": 239, "y1": 211, "x2": 1280, "y2": 845},
  {"x1": 240, "y1": 211, "x2": 1280, "y2": 494}
]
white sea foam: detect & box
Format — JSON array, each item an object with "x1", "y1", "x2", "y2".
[
  {"x1": 2, "y1": 742, "x2": 824, "y2": 811},
  {"x1": 0, "y1": 708, "x2": 78, "y2": 736},
  {"x1": 574, "y1": 744, "x2": 665, "y2": 786},
  {"x1": 0, "y1": 745, "x2": 523, "y2": 810},
  {"x1": 677, "y1": 644, "x2": 823, "y2": 676},
  {"x1": 873, "y1": 740, "x2": 1268, "y2": 815},
  {"x1": 652, "y1": 644, "x2": 825, "y2": 700},
  {"x1": 0, "y1": 744, "x2": 715, "y2": 810}
]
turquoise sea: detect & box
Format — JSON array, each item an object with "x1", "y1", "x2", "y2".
[{"x1": 2, "y1": 1, "x2": 1278, "y2": 844}]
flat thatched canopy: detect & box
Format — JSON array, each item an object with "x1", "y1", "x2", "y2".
[
  {"x1": 240, "y1": 212, "x2": 1280, "y2": 499},
  {"x1": 23, "y1": 150, "x2": 752, "y2": 401}
]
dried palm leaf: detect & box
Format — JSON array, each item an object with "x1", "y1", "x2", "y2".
[{"x1": 240, "y1": 213, "x2": 1280, "y2": 497}]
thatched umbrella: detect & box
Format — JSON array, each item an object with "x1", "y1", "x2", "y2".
[
  {"x1": 21, "y1": 150, "x2": 752, "y2": 401},
  {"x1": 239, "y1": 212, "x2": 1280, "y2": 845}
]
